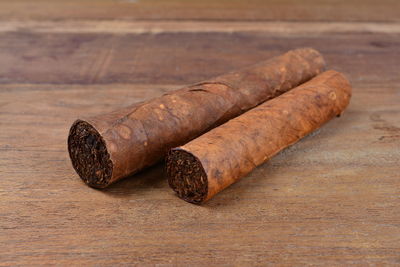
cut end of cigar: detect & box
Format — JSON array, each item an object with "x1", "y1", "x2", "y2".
[
  {"x1": 68, "y1": 120, "x2": 113, "y2": 188},
  {"x1": 166, "y1": 149, "x2": 208, "y2": 204}
]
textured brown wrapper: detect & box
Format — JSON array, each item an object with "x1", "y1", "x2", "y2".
[
  {"x1": 68, "y1": 48, "x2": 325, "y2": 188},
  {"x1": 167, "y1": 70, "x2": 352, "y2": 203}
]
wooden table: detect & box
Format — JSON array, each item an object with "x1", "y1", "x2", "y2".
[{"x1": 1, "y1": 1, "x2": 399, "y2": 265}]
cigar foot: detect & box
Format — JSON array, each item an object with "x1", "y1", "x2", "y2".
[
  {"x1": 167, "y1": 149, "x2": 207, "y2": 204},
  {"x1": 68, "y1": 120, "x2": 113, "y2": 188}
]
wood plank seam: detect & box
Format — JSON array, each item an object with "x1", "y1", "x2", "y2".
[{"x1": 1, "y1": 21, "x2": 400, "y2": 34}]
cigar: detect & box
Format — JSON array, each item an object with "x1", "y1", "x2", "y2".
[
  {"x1": 68, "y1": 48, "x2": 325, "y2": 188},
  {"x1": 167, "y1": 70, "x2": 352, "y2": 204}
]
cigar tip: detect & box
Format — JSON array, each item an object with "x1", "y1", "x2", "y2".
[
  {"x1": 68, "y1": 120, "x2": 113, "y2": 188},
  {"x1": 166, "y1": 148, "x2": 208, "y2": 204},
  {"x1": 289, "y1": 47, "x2": 327, "y2": 73},
  {"x1": 291, "y1": 47, "x2": 320, "y2": 56}
]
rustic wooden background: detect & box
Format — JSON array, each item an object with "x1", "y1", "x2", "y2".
[{"x1": 1, "y1": 0, "x2": 399, "y2": 265}]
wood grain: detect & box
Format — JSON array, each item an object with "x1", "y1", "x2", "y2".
[
  {"x1": 0, "y1": 0, "x2": 399, "y2": 22},
  {"x1": 1, "y1": 80, "x2": 399, "y2": 265},
  {"x1": 1, "y1": 0, "x2": 400, "y2": 265},
  {"x1": 1, "y1": 31, "x2": 399, "y2": 84}
]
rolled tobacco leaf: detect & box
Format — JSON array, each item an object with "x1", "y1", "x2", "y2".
[
  {"x1": 167, "y1": 70, "x2": 352, "y2": 204},
  {"x1": 68, "y1": 48, "x2": 325, "y2": 188}
]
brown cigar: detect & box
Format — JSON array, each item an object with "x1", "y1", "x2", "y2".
[
  {"x1": 167, "y1": 70, "x2": 352, "y2": 204},
  {"x1": 68, "y1": 48, "x2": 325, "y2": 188}
]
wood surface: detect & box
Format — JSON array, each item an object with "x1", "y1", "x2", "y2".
[{"x1": 1, "y1": 0, "x2": 399, "y2": 265}]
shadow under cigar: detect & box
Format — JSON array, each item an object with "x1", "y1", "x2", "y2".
[{"x1": 99, "y1": 162, "x2": 168, "y2": 198}]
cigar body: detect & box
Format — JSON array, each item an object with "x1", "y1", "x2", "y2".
[
  {"x1": 167, "y1": 70, "x2": 352, "y2": 203},
  {"x1": 68, "y1": 48, "x2": 325, "y2": 188}
]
